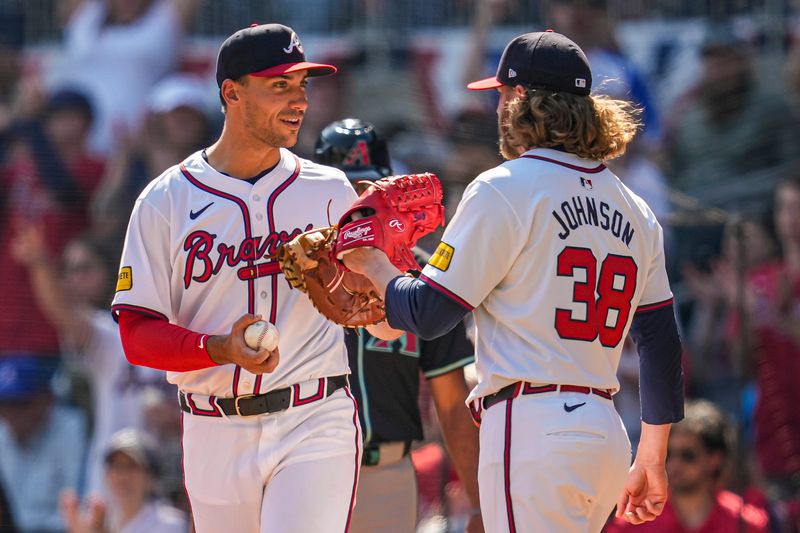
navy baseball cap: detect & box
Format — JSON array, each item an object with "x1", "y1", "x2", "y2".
[
  {"x1": 467, "y1": 30, "x2": 592, "y2": 95},
  {"x1": 216, "y1": 23, "x2": 337, "y2": 88}
]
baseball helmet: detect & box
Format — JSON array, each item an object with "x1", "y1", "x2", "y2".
[{"x1": 314, "y1": 118, "x2": 392, "y2": 181}]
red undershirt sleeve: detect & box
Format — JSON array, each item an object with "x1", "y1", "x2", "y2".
[{"x1": 117, "y1": 310, "x2": 219, "y2": 372}]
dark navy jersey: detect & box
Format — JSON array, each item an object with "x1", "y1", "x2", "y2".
[{"x1": 345, "y1": 321, "x2": 474, "y2": 444}]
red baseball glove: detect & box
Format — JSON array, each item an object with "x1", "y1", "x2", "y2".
[{"x1": 332, "y1": 173, "x2": 445, "y2": 272}]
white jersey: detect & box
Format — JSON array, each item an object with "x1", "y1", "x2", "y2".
[
  {"x1": 112, "y1": 149, "x2": 358, "y2": 397},
  {"x1": 420, "y1": 148, "x2": 672, "y2": 402}
]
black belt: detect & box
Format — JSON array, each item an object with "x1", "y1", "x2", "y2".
[
  {"x1": 482, "y1": 383, "x2": 520, "y2": 410},
  {"x1": 179, "y1": 375, "x2": 349, "y2": 417},
  {"x1": 362, "y1": 441, "x2": 412, "y2": 466},
  {"x1": 482, "y1": 382, "x2": 613, "y2": 410}
]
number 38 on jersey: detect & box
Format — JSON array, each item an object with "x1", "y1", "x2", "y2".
[{"x1": 554, "y1": 246, "x2": 638, "y2": 349}]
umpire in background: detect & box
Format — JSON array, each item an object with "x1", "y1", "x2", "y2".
[{"x1": 315, "y1": 119, "x2": 484, "y2": 533}]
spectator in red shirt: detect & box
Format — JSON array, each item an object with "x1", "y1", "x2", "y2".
[
  {"x1": 746, "y1": 176, "x2": 800, "y2": 502},
  {"x1": 605, "y1": 400, "x2": 769, "y2": 533},
  {"x1": 0, "y1": 88, "x2": 105, "y2": 359}
]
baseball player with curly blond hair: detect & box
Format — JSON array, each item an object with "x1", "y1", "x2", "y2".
[{"x1": 343, "y1": 30, "x2": 684, "y2": 532}]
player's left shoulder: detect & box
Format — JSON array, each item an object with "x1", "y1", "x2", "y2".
[
  {"x1": 294, "y1": 154, "x2": 350, "y2": 184},
  {"x1": 292, "y1": 155, "x2": 354, "y2": 199}
]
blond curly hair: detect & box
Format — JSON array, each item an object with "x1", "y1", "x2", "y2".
[{"x1": 499, "y1": 89, "x2": 641, "y2": 162}]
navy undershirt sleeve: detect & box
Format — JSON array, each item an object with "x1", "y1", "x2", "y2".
[
  {"x1": 385, "y1": 276, "x2": 470, "y2": 340},
  {"x1": 629, "y1": 304, "x2": 685, "y2": 425}
]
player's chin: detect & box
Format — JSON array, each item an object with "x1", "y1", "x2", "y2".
[{"x1": 278, "y1": 129, "x2": 301, "y2": 148}]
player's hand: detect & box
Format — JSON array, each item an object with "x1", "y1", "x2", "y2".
[
  {"x1": 206, "y1": 314, "x2": 280, "y2": 374},
  {"x1": 341, "y1": 247, "x2": 401, "y2": 303},
  {"x1": 59, "y1": 489, "x2": 108, "y2": 533},
  {"x1": 10, "y1": 224, "x2": 48, "y2": 267},
  {"x1": 615, "y1": 459, "x2": 668, "y2": 524},
  {"x1": 364, "y1": 319, "x2": 403, "y2": 341},
  {"x1": 340, "y1": 246, "x2": 392, "y2": 276}
]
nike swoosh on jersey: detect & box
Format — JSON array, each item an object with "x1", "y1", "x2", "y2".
[
  {"x1": 190, "y1": 202, "x2": 215, "y2": 220},
  {"x1": 563, "y1": 402, "x2": 586, "y2": 412}
]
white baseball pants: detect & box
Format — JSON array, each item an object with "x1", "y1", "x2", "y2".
[
  {"x1": 181, "y1": 387, "x2": 362, "y2": 533},
  {"x1": 478, "y1": 389, "x2": 631, "y2": 533}
]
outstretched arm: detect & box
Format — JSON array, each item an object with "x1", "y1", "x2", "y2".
[
  {"x1": 343, "y1": 247, "x2": 400, "y2": 301},
  {"x1": 344, "y1": 248, "x2": 470, "y2": 340},
  {"x1": 11, "y1": 225, "x2": 93, "y2": 351}
]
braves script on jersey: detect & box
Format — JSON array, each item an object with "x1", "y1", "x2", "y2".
[
  {"x1": 422, "y1": 148, "x2": 673, "y2": 402},
  {"x1": 112, "y1": 148, "x2": 358, "y2": 398}
]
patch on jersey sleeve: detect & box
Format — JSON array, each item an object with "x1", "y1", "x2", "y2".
[
  {"x1": 116, "y1": 266, "x2": 133, "y2": 292},
  {"x1": 428, "y1": 242, "x2": 455, "y2": 271}
]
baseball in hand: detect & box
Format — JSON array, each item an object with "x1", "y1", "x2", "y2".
[{"x1": 244, "y1": 321, "x2": 279, "y2": 351}]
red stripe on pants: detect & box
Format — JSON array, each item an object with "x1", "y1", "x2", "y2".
[{"x1": 504, "y1": 398, "x2": 517, "y2": 533}]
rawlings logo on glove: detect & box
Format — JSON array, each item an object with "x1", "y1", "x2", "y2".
[
  {"x1": 333, "y1": 173, "x2": 445, "y2": 272},
  {"x1": 340, "y1": 223, "x2": 374, "y2": 244}
]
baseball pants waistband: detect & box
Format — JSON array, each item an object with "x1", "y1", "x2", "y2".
[
  {"x1": 482, "y1": 382, "x2": 612, "y2": 411},
  {"x1": 179, "y1": 375, "x2": 349, "y2": 417}
]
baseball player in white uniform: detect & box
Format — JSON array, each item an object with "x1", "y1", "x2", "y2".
[
  {"x1": 112, "y1": 24, "x2": 398, "y2": 533},
  {"x1": 343, "y1": 31, "x2": 684, "y2": 532}
]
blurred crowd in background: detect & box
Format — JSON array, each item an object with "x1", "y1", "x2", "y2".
[{"x1": 2, "y1": 0, "x2": 800, "y2": 531}]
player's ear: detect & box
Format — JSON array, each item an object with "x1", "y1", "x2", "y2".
[
  {"x1": 221, "y1": 79, "x2": 241, "y2": 106},
  {"x1": 514, "y1": 85, "x2": 527, "y2": 97}
]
